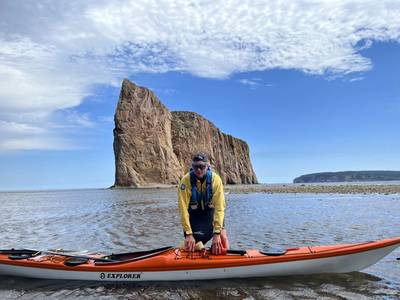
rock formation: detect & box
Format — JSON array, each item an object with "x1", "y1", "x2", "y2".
[
  {"x1": 113, "y1": 79, "x2": 258, "y2": 187},
  {"x1": 113, "y1": 80, "x2": 181, "y2": 187},
  {"x1": 171, "y1": 111, "x2": 257, "y2": 184}
]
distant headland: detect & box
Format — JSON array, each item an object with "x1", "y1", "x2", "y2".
[{"x1": 293, "y1": 171, "x2": 400, "y2": 183}]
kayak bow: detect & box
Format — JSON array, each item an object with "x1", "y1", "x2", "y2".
[{"x1": 0, "y1": 237, "x2": 399, "y2": 281}]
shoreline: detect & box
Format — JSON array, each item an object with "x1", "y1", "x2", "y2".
[
  {"x1": 224, "y1": 183, "x2": 400, "y2": 194},
  {"x1": 4, "y1": 183, "x2": 399, "y2": 194},
  {"x1": 110, "y1": 182, "x2": 400, "y2": 195}
]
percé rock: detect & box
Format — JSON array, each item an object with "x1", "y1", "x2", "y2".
[
  {"x1": 113, "y1": 79, "x2": 258, "y2": 187},
  {"x1": 293, "y1": 171, "x2": 400, "y2": 183},
  {"x1": 113, "y1": 80, "x2": 182, "y2": 187}
]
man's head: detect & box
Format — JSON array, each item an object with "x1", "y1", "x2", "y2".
[{"x1": 192, "y1": 153, "x2": 209, "y2": 178}]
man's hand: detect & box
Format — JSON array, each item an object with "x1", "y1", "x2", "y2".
[
  {"x1": 184, "y1": 234, "x2": 196, "y2": 252},
  {"x1": 212, "y1": 234, "x2": 224, "y2": 255}
]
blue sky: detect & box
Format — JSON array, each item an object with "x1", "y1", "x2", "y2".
[{"x1": 0, "y1": 1, "x2": 400, "y2": 190}]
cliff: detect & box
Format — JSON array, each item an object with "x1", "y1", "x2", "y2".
[
  {"x1": 113, "y1": 79, "x2": 258, "y2": 187},
  {"x1": 171, "y1": 111, "x2": 257, "y2": 184},
  {"x1": 113, "y1": 80, "x2": 181, "y2": 187},
  {"x1": 293, "y1": 171, "x2": 400, "y2": 183}
]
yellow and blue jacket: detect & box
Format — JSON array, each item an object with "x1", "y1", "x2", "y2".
[{"x1": 178, "y1": 171, "x2": 225, "y2": 235}]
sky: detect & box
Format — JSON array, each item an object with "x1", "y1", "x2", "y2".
[{"x1": 0, "y1": 0, "x2": 399, "y2": 190}]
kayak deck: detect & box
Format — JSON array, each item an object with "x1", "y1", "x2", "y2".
[{"x1": 0, "y1": 237, "x2": 399, "y2": 281}]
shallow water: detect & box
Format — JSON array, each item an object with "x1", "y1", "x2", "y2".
[{"x1": 0, "y1": 189, "x2": 399, "y2": 299}]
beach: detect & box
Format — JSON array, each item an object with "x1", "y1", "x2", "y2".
[
  {"x1": 225, "y1": 183, "x2": 400, "y2": 194},
  {"x1": 123, "y1": 182, "x2": 400, "y2": 195}
]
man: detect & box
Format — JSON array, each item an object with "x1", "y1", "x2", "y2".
[{"x1": 178, "y1": 153, "x2": 229, "y2": 255}]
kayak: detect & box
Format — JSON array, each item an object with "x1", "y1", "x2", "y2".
[{"x1": 0, "y1": 237, "x2": 399, "y2": 281}]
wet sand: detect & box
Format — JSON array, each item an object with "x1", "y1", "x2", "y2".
[
  {"x1": 113, "y1": 183, "x2": 400, "y2": 194},
  {"x1": 225, "y1": 183, "x2": 400, "y2": 194}
]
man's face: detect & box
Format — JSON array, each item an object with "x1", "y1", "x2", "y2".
[{"x1": 192, "y1": 162, "x2": 207, "y2": 178}]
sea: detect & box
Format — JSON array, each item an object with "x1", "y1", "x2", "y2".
[{"x1": 0, "y1": 188, "x2": 399, "y2": 299}]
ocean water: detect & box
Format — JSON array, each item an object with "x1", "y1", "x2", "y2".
[{"x1": 0, "y1": 188, "x2": 399, "y2": 299}]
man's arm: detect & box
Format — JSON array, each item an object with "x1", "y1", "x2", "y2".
[
  {"x1": 212, "y1": 174, "x2": 225, "y2": 233},
  {"x1": 178, "y1": 177, "x2": 192, "y2": 235}
]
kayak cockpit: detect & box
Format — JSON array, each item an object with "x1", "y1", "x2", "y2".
[{"x1": 95, "y1": 246, "x2": 173, "y2": 265}]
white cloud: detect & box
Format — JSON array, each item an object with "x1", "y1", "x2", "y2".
[
  {"x1": 239, "y1": 79, "x2": 261, "y2": 87},
  {"x1": 98, "y1": 116, "x2": 114, "y2": 123},
  {"x1": 238, "y1": 78, "x2": 273, "y2": 88},
  {"x1": 63, "y1": 111, "x2": 95, "y2": 128},
  {"x1": 348, "y1": 76, "x2": 365, "y2": 82},
  {"x1": 0, "y1": 0, "x2": 400, "y2": 150},
  {"x1": 0, "y1": 137, "x2": 79, "y2": 151},
  {"x1": 0, "y1": 119, "x2": 79, "y2": 152},
  {"x1": 0, "y1": 120, "x2": 46, "y2": 135}
]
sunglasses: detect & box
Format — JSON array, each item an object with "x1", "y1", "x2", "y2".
[{"x1": 192, "y1": 164, "x2": 207, "y2": 171}]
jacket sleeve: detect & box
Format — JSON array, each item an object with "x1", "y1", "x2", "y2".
[
  {"x1": 212, "y1": 174, "x2": 225, "y2": 233},
  {"x1": 178, "y1": 176, "x2": 192, "y2": 235}
]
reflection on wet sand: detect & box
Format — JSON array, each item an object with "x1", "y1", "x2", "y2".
[{"x1": 0, "y1": 272, "x2": 397, "y2": 299}]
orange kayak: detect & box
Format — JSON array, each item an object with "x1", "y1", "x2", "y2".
[{"x1": 0, "y1": 237, "x2": 399, "y2": 281}]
